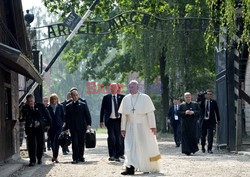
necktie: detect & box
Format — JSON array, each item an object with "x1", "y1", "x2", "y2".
[
  {"x1": 113, "y1": 95, "x2": 119, "y2": 118},
  {"x1": 206, "y1": 101, "x2": 209, "y2": 117}
]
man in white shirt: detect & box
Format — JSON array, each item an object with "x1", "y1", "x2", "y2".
[
  {"x1": 100, "y1": 83, "x2": 125, "y2": 162},
  {"x1": 200, "y1": 90, "x2": 220, "y2": 153},
  {"x1": 168, "y1": 98, "x2": 181, "y2": 147}
]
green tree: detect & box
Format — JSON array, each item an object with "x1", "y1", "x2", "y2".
[
  {"x1": 30, "y1": 6, "x2": 106, "y2": 127},
  {"x1": 42, "y1": 0, "x2": 226, "y2": 132}
]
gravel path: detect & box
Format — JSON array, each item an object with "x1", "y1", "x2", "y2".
[{"x1": 13, "y1": 133, "x2": 250, "y2": 177}]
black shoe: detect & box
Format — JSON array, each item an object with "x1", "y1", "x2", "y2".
[
  {"x1": 202, "y1": 146, "x2": 206, "y2": 152},
  {"x1": 176, "y1": 144, "x2": 180, "y2": 147},
  {"x1": 108, "y1": 157, "x2": 116, "y2": 161},
  {"x1": 121, "y1": 166, "x2": 135, "y2": 175},
  {"x1": 37, "y1": 160, "x2": 42, "y2": 164},
  {"x1": 63, "y1": 151, "x2": 68, "y2": 155},
  {"x1": 115, "y1": 158, "x2": 121, "y2": 162},
  {"x1": 185, "y1": 152, "x2": 191, "y2": 156},
  {"x1": 71, "y1": 160, "x2": 79, "y2": 164},
  {"x1": 79, "y1": 158, "x2": 85, "y2": 162},
  {"x1": 208, "y1": 150, "x2": 213, "y2": 154},
  {"x1": 120, "y1": 155, "x2": 125, "y2": 160},
  {"x1": 52, "y1": 157, "x2": 59, "y2": 163},
  {"x1": 29, "y1": 162, "x2": 35, "y2": 167},
  {"x1": 48, "y1": 148, "x2": 51, "y2": 151}
]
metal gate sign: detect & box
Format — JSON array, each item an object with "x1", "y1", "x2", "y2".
[
  {"x1": 64, "y1": 12, "x2": 81, "y2": 30},
  {"x1": 33, "y1": 11, "x2": 212, "y2": 41}
]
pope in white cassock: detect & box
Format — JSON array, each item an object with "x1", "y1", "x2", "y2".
[{"x1": 118, "y1": 80, "x2": 161, "y2": 175}]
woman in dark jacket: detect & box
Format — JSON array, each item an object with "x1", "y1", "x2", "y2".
[{"x1": 47, "y1": 93, "x2": 65, "y2": 163}]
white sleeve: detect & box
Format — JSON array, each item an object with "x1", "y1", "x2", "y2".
[
  {"x1": 147, "y1": 111, "x2": 156, "y2": 128},
  {"x1": 121, "y1": 114, "x2": 128, "y2": 131}
]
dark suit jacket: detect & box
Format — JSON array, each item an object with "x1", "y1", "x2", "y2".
[
  {"x1": 21, "y1": 103, "x2": 51, "y2": 134},
  {"x1": 62, "y1": 98, "x2": 87, "y2": 114},
  {"x1": 200, "y1": 99, "x2": 220, "y2": 125},
  {"x1": 47, "y1": 104, "x2": 65, "y2": 130},
  {"x1": 177, "y1": 101, "x2": 201, "y2": 120},
  {"x1": 100, "y1": 94, "x2": 124, "y2": 124},
  {"x1": 64, "y1": 97, "x2": 87, "y2": 107},
  {"x1": 168, "y1": 104, "x2": 181, "y2": 123},
  {"x1": 62, "y1": 100, "x2": 67, "y2": 108},
  {"x1": 65, "y1": 100, "x2": 91, "y2": 132}
]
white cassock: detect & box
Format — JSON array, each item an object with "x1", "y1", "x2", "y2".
[{"x1": 118, "y1": 93, "x2": 161, "y2": 173}]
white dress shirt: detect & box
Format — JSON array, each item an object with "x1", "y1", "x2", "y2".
[
  {"x1": 205, "y1": 100, "x2": 210, "y2": 120},
  {"x1": 110, "y1": 94, "x2": 118, "y2": 119}
]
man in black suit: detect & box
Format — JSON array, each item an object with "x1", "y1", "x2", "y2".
[
  {"x1": 61, "y1": 92, "x2": 72, "y2": 155},
  {"x1": 66, "y1": 87, "x2": 87, "y2": 105},
  {"x1": 65, "y1": 90, "x2": 92, "y2": 164},
  {"x1": 100, "y1": 83, "x2": 125, "y2": 162},
  {"x1": 20, "y1": 94, "x2": 51, "y2": 166},
  {"x1": 168, "y1": 98, "x2": 181, "y2": 147},
  {"x1": 200, "y1": 90, "x2": 220, "y2": 153}
]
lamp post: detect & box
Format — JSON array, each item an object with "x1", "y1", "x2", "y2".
[
  {"x1": 24, "y1": 10, "x2": 43, "y2": 103},
  {"x1": 24, "y1": 10, "x2": 34, "y2": 27}
]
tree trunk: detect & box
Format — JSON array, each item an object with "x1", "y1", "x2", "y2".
[{"x1": 159, "y1": 47, "x2": 169, "y2": 133}]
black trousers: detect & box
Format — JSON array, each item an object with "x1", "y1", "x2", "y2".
[
  {"x1": 171, "y1": 120, "x2": 181, "y2": 146},
  {"x1": 47, "y1": 129, "x2": 52, "y2": 149},
  {"x1": 106, "y1": 119, "x2": 124, "y2": 158},
  {"x1": 201, "y1": 120, "x2": 215, "y2": 150},
  {"x1": 26, "y1": 127, "x2": 44, "y2": 163},
  {"x1": 196, "y1": 120, "x2": 201, "y2": 144},
  {"x1": 62, "y1": 144, "x2": 69, "y2": 152},
  {"x1": 49, "y1": 128, "x2": 62, "y2": 158},
  {"x1": 71, "y1": 130, "x2": 86, "y2": 161}
]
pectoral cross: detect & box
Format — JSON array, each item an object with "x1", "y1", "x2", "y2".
[{"x1": 132, "y1": 108, "x2": 135, "y2": 113}]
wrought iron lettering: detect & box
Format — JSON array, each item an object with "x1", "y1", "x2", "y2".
[{"x1": 34, "y1": 11, "x2": 215, "y2": 41}]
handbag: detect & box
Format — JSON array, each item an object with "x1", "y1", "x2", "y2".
[
  {"x1": 58, "y1": 132, "x2": 72, "y2": 146},
  {"x1": 85, "y1": 129, "x2": 96, "y2": 148}
]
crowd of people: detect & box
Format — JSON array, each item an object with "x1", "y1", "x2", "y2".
[
  {"x1": 19, "y1": 80, "x2": 220, "y2": 175},
  {"x1": 168, "y1": 90, "x2": 220, "y2": 155},
  {"x1": 20, "y1": 87, "x2": 92, "y2": 166}
]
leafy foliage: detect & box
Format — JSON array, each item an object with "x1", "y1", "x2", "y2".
[
  {"x1": 205, "y1": 0, "x2": 250, "y2": 48},
  {"x1": 41, "y1": 0, "x2": 249, "y2": 131},
  {"x1": 41, "y1": 0, "x2": 219, "y2": 132},
  {"x1": 30, "y1": 6, "x2": 106, "y2": 128}
]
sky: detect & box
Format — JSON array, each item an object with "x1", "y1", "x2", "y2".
[
  {"x1": 22, "y1": 0, "x2": 44, "y2": 11},
  {"x1": 21, "y1": 0, "x2": 54, "y2": 27}
]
